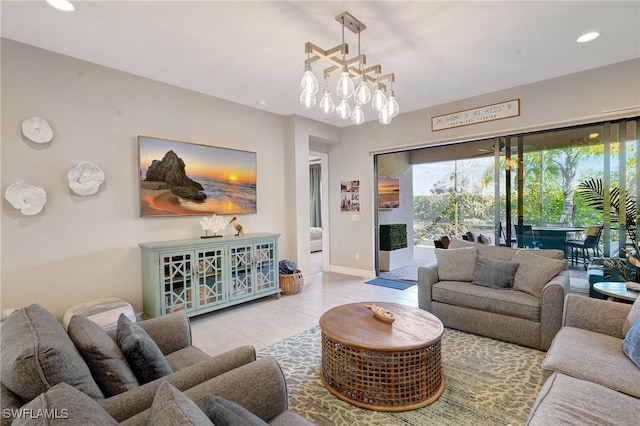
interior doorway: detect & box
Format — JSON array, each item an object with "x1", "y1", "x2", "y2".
[{"x1": 309, "y1": 151, "x2": 329, "y2": 273}]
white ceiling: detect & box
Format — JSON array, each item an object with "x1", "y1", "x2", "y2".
[{"x1": 2, "y1": 1, "x2": 639, "y2": 128}]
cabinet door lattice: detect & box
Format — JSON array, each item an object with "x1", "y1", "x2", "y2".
[
  {"x1": 197, "y1": 248, "x2": 226, "y2": 307},
  {"x1": 230, "y1": 244, "x2": 253, "y2": 299},
  {"x1": 161, "y1": 252, "x2": 194, "y2": 315},
  {"x1": 255, "y1": 241, "x2": 277, "y2": 292}
]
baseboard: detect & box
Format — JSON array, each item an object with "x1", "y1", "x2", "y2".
[{"x1": 327, "y1": 265, "x2": 374, "y2": 279}]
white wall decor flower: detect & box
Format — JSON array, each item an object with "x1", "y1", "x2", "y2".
[
  {"x1": 199, "y1": 214, "x2": 228, "y2": 238},
  {"x1": 4, "y1": 181, "x2": 47, "y2": 216},
  {"x1": 21, "y1": 117, "x2": 53, "y2": 144},
  {"x1": 68, "y1": 161, "x2": 105, "y2": 196}
]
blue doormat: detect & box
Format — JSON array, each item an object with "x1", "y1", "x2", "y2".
[{"x1": 365, "y1": 277, "x2": 414, "y2": 290}]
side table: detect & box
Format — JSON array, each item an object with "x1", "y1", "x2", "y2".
[
  {"x1": 592, "y1": 281, "x2": 639, "y2": 303},
  {"x1": 319, "y1": 302, "x2": 444, "y2": 411}
]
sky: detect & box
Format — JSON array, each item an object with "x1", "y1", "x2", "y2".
[{"x1": 138, "y1": 136, "x2": 256, "y2": 184}]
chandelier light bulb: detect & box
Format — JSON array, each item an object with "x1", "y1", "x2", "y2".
[
  {"x1": 319, "y1": 87, "x2": 335, "y2": 115},
  {"x1": 336, "y1": 98, "x2": 352, "y2": 120},
  {"x1": 387, "y1": 90, "x2": 400, "y2": 117},
  {"x1": 300, "y1": 69, "x2": 318, "y2": 95},
  {"x1": 351, "y1": 104, "x2": 365, "y2": 125},
  {"x1": 336, "y1": 69, "x2": 355, "y2": 99},
  {"x1": 354, "y1": 79, "x2": 371, "y2": 105},
  {"x1": 378, "y1": 107, "x2": 392, "y2": 125},
  {"x1": 371, "y1": 86, "x2": 388, "y2": 112},
  {"x1": 299, "y1": 90, "x2": 316, "y2": 109},
  {"x1": 301, "y1": 12, "x2": 397, "y2": 125}
]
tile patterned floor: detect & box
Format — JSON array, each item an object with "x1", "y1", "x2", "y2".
[
  {"x1": 190, "y1": 253, "x2": 588, "y2": 356},
  {"x1": 190, "y1": 271, "x2": 417, "y2": 356}
]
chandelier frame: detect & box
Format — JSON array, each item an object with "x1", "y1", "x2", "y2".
[
  {"x1": 300, "y1": 11, "x2": 399, "y2": 125},
  {"x1": 303, "y1": 12, "x2": 395, "y2": 89}
]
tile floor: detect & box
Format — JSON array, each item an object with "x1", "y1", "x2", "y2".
[
  {"x1": 190, "y1": 248, "x2": 589, "y2": 357},
  {"x1": 190, "y1": 271, "x2": 417, "y2": 357}
]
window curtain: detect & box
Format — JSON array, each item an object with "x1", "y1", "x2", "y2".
[{"x1": 310, "y1": 163, "x2": 322, "y2": 227}]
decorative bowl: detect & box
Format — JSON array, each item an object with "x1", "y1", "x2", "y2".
[{"x1": 365, "y1": 304, "x2": 395, "y2": 323}]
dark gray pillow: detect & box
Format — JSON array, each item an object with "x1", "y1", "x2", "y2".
[
  {"x1": 12, "y1": 383, "x2": 117, "y2": 426},
  {"x1": 149, "y1": 382, "x2": 213, "y2": 425},
  {"x1": 0, "y1": 304, "x2": 104, "y2": 402},
  {"x1": 204, "y1": 394, "x2": 268, "y2": 426},
  {"x1": 472, "y1": 256, "x2": 519, "y2": 289},
  {"x1": 116, "y1": 314, "x2": 172, "y2": 384},
  {"x1": 67, "y1": 315, "x2": 139, "y2": 396}
]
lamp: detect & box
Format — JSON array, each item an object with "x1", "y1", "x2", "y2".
[{"x1": 300, "y1": 11, "x2": 398, "y2": 125}]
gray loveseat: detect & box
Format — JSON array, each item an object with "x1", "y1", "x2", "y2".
[
  {"x1": 527, "y1": 294, "x2": 640, "y2": 424},
  {"x1": 418, "y1": 239, "x2": 569, "y2": 350},
  {"x1": 0, "y1": 304, "x2": 312, "y2": 425}
]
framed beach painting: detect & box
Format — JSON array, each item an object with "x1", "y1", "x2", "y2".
[
  {"x1": 138, "y1": 136, "x2": 257, "y2": 217},
  {"x1": 378, "y1": 176, "x2": 400, "y2": 209}
]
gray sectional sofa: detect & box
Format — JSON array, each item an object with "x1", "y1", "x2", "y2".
[
  {"x1": 418, "y1": 239, "x2": 569, "y2": 350},
  {"x1": 0, "y1": 304, "x2": 313, "y2": 425},
  {"x1": 527, "y1": 294, "x2": 640, "y2": 425}
]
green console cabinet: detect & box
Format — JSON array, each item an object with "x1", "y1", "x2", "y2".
[{"x1": 139, "y1": 233, "x2": 280, "y2": 318}]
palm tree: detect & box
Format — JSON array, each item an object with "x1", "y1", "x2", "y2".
[
  {"x1": 575, "y1": 177, "x2": 638, "y2": 281},
  {"x1": 575, "y1": 177, "x2": 637, "y2": 252}
]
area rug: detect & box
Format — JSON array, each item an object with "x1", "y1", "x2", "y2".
[
  {"x1": 365, "y1": 277, "x2": 414, "y2": 290},
  {"x1": 379, "y1": 264, "x2": 419, "y2": 283},
  {"x1": 259, "y1": 326, "x2": 545, "y2": 426}
]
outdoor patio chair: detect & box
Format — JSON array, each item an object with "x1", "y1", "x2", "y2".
[
  {"x1": 499, "y1": 222, "x2": 517, "y2": 247},
  {"x1": 566, "y1": 225, "x2": 603, "y2": 269},
  {"x1": 517, "y1": 224, "x2": 542, "y2": 249}
]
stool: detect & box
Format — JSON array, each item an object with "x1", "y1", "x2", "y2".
[{"x1": 62, "y1": 298, "x2": 135, "y2": 332}]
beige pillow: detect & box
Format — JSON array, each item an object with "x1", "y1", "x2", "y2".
[
  {"x1": 518, "y1": 248, "x2": 565, "y2": 261},
  {"x1": 623, "y1": 297, "x2": 640, "y2": 336},
  {"x1": 477, "y1": 245, "x2": 517, "y2": 261},
  {"x1": 436, "y1": 247, "x2": 478, "y2": 282},
  {"x1": 448, "y1": 239, "x2": 478, "y2": 249},
  {"x1": 512, "y1": 250, "x2": 566, "y2": 298}
]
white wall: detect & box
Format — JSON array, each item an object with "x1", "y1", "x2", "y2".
[
  {"x1": 1, "y1": 40, "x2": 290, "y2": 318},
  {"x1": 330, "y1": 58, "x2": 640, "y2": 274},
  {"x1": 2, "y1": 38, "x2": 638, "y2": 317}
]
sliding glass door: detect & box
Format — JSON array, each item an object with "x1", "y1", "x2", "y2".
[
  {"x1": 498, "y1": 119, "x2": 639, "y2": 258},
  {"x1": 374, "y1": 116, "x2": 639, "y2": 277}
]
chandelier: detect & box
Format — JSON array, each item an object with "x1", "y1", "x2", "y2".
[{"x1": 300, "y1": 11, "x2": 399, "y2": 125}]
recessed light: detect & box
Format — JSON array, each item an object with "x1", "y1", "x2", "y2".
[
  {"x1": 258, "y1": 100, "x2": 268, "y2": 106},
  {"x1": 46, "y1": 0, "x2": 75, "y2": 12},
  {"x1": 577, "y1": 32, "x2": 600, "y2": 43}
]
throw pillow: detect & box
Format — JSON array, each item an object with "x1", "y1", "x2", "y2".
[
  {"x1": 511, "y1": 250, "x2": 566, "y2": 298},
  {"x1": 622, "y1": 319, "x2": 640, "y2": 368},
  {"x1": 477, "y1": 245, "x2": 517, "y2": 261},
  {"x1": 12, "y1": 383, "x2": 117, "y2": 426},
  {"x1": 436, "y1": 247, "x2": 478, "y2": 282},
  {"x1": 148, "y1": 382, "x2": 213, "y2": 425},
  {"x1": 67, "y1": 315, "x2": 139, "y2": 397},
  {"x1": 0, "y1": 304, "x2": 104, "y2": 402},
  {"x1": 204, "y1": 394, "x2": 268, "y2": 426},
  {"x1": 623, "y1": 296, "x2": 640, "y2": 336},
  {"x1": 116, "y1": 314, "x2": 172, "y2": 384},
  {"x1": 478, "y1": 233, "x2": 495, "y2": 245},
  {"x1": 472, "y1": 256, "x2": 519, "y2": 289}
]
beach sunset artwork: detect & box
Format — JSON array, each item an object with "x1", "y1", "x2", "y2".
[
  {"x1": 378, "y1": 176, "x2": 400, "y2": 209},
  {"x1": 138, "y1": 136, "x2": 257, "y2": 217}
]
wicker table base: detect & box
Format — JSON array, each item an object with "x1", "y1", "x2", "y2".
[{"x1": 319, "y1": 302, "x2": 444, "y2": 411}]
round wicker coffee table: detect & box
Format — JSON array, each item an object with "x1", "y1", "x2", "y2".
[{"x1": 319, "y1": 302, "x2": 444, "y2": 411}]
